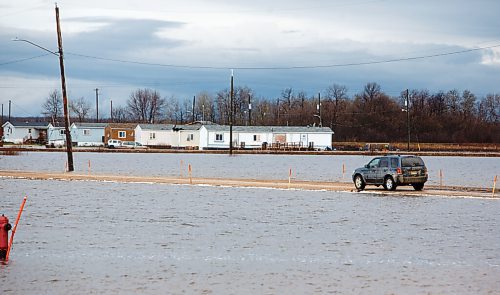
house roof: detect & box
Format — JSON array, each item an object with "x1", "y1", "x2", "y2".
[
  {"x1": 73, "y1": 122, "x2": 108, "y2": 128},
  {"x1": 137, "y1": 124, "x2": 202, "y2": 131},
  {"x1": 202, "y1": 125, "x2": 333, "y2": 134},
  {"x1": 106, "y1": 123, "x2": 138, "y2": 129},
  {"x1": 137, "y1": 124, "x2": 176, "y2": 130},
  {"x1": 2, "y1": 121, "x2": 49, "y2": 128}
]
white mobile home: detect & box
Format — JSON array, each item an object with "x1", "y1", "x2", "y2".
[
  {"x1": 199, "y1": 125, "x2": 333, "y2": 150},
  {"x1": 2, "y1": 121, "x2": 49, "y2": 144},
  {"x1": 135, "y1": 124, "x2": 176, "y2": 147},
  {"x1": 71, "y1": 123, "x2": 107, "y2": 146}
]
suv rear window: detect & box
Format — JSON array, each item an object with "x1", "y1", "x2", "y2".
[{"x1": 401, "y1": 157, "x2": 424, "y2": 167}]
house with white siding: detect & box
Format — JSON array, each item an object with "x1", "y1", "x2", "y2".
[
  {"x1": 134, "y1": 123, "x2": 203, "y2": 148},
  {"x1": 199, "y1": 125, "x2": 333, "y2": 150},
  {"x1": 2, "y1": 121, "x2": 49, "y2": 144},
  {"x1": 71, "y1": 123, "x2": 107, "y2": 146},
  {"x1": 47, "y1": 123, "x2": 66, "y2": 146},
  {"x1": 135, "y1": 124, "x2": 176, "y2": 147}
]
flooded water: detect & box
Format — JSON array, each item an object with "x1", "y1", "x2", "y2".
[
  {"x1": 1, "y1": 178, "x2": 499, "y2": 294},
  {"x1": 1, "y1": 152, "x2": 499, "y2": 187}
]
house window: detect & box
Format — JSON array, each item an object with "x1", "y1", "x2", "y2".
[
  {"x1": 59, "y1": 130, "x2": 65, "y2": 135},
  {"x1": 187, "y1": 134, "x2": 194, "y2": 141},
  {"x1": 215, "y1": 133, "x2": 223, "y2": 141},
  {"x1": 118, "y1": 131, "x2": 126, "y2": 138},
  {"x1": 28, "y1": 128, "x2": 32, "y2": 133},
  {"x1": 83, "y1": 129, "x2": 91, "y2": 136},
  {"x1": 149, "y1": 132, "x2": 156, "y2": 140},
  {"x1": 253, "y1": 134, "x2": 260, "y2": 141}
]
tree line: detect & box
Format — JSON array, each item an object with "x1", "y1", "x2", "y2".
[{"x1": 41, "y1": 82, "x2": 499, "y2": 143}]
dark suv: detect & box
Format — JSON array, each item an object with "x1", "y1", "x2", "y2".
[{"x1": 352, "y1": 155, "x2": 428, "y2": 191}]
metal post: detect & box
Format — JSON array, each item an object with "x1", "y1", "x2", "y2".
[
  {"x1": 55, "y1": 4, "x2": 74, "y2": 172},
  {"x1": 229, "y1": 70, "x2": 234, "y2": 155}
]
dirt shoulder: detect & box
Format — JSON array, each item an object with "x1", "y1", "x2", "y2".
[{"x1": 1, "y1": 170, "x2": 497, "y2": 199}]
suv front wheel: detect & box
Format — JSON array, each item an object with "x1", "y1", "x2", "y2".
[
  {"x1": 383, "y1": 176, "x2": 397, "y2": 191},
  {"x1": 354, "y1": 174, "x2": 365, "y2": 191}
]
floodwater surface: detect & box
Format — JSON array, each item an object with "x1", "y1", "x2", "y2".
[
  {"x1": 1, "y1": 152, "x2": 498, "y2": 187},
  {"x1": 1, "y1": 178, "x2": 499, "y2": 294}
]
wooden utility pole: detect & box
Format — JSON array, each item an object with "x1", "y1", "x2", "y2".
[
  {"x1": 406, "y1": 89, "x2": 410, "y2": 152},
  {"x1": 248, "y1": 94, "x2": 252, "y2": 126},
  {"x1": 95, "y1": 88, "x2": 99, "y2": 123},
  {"x1": 55, "y1": 4, "x2": 74, "y2": 172},
  {"x1": 110, "y1": 99, "x2": 113, "y2": 122},
  {"x1": 192, "y1": 95, "x2": 196, "y2": 123},
  {"x1": 318, "y1": 92, "x2": 322, "y2": 127},
  {"x1": 8, "y1": 100, "x2": 11, "y2": 122},
  {"x1": 229, "y1": 70, "x2": 234, "y2": 155}
]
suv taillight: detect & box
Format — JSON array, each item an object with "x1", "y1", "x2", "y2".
[{"x1": 397, "y1": 167, "x2": 402, "y2": 174}]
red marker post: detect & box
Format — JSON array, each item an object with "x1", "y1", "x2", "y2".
[{"x1": 5, "y1": 196, "x2": 27, "y2": 262}]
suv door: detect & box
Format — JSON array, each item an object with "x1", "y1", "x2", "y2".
[
  {"x1": 365, "y1": 158, "x2": 380, "y2": 183},
  {"x1": 376, "y1": 157, "x2": 390, "y2": 184}
]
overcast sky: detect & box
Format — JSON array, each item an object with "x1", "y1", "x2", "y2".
[{"x1": 1, "y1": 0, "x2": 499, "y2": 118}]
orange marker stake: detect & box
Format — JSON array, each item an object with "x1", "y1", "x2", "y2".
[
  {"x1": 88, "y1": 160, "x2": 91, "y2": 175},
  {"x1": 188, "y1": 164, "x2": 192, "y2": 184},
  {"x1": 493, "y1": 175, "x2": 498, "y2": 197},
  {"x1": 5, "y1": 196, "x2": 27, "y2": 262},
  {"x1": 288, "y1": 168, "x2": 292, "y2": 188},
  {"x1": 342, "y1": 163, "x2": 346, "y2": 180}
]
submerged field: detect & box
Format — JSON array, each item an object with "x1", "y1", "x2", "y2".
[
  {"x1": 1, "y1": 178, "x2": 499, "y2": 294},
  {"x1": 0, "y1": 153, "x2": 499, "y2": 293}
]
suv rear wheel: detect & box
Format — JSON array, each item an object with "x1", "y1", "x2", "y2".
[
  {"x1": 354, "y1": 174, "x2": 365, "y2": 191},
  {"x1": 412, "y1": 183, "x2": 424, "y2": 191},
  {"x1": 383, "y1": 176, "x2": 397, "y2": 191}
]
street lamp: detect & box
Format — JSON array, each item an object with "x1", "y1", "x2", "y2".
[{"x1": 12, "y1": 4, "x2": 74, "y2": 171}]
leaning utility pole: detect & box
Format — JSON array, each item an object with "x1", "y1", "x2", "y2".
[
  {"x1": 95, "y1": 88, "x2": 99, "y2": 123},
  {"x1": 55, "y1": 4, "x2": 74, "y2": 172}
]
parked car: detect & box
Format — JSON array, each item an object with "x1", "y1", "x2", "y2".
[
  {"x1": 121, "y1": 141, "x2": 146, "y2": 149},
  {"x1": 107, "y1": 139, "x2": 122, "y2": 148},
  {"x1": 352, "y1": 155, "x2": 428, "y2": 191}
]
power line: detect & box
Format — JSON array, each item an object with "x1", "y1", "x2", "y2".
[
  {"x1": 0, "y1": 53, "x2": 51, "y2": 66},
  {"x1": 66, "y1": 44, "x2": 500, "y2": 70}
]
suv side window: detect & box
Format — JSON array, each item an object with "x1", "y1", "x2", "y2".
[
  {"x1": 390, "y1": 158, "x2": 399, "y2": 168},
  {"x1": 368, "y1": 158, "x2": 380, "y2": 168},
  {"x1": 380, "y1": 158, "x2": 389, "y2": 168}
]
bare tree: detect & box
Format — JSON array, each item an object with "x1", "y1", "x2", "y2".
[
  {"x1": 111, "y1": 105, "x2": 129, "y2": 123},
  {"x1": 126, "y1": 88, "x2": 166, "y2": 123},
  {"x1": 42, "y1": 89, "x2": 63, "y2": 125},
  {"x1": 69, "y1": 96, "x2": 92, "y2": 123}
]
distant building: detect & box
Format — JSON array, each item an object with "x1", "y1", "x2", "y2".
[
  {"x1": 2, "y1": 121, "x2": 49, "y2": 144},
  {"x1": 72, "y1": 122, "x2": 107, "y2": 147},
  {"x1": 104, "y1": 123, "x2": 137, "y2": 145},
  {"x1": 199, "y1": 125, "x2": 333, "y2": 150}
]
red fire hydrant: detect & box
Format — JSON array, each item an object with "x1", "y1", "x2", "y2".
[{"x1": 0, "y1": 214, "x2": 12, "y2": 261}]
